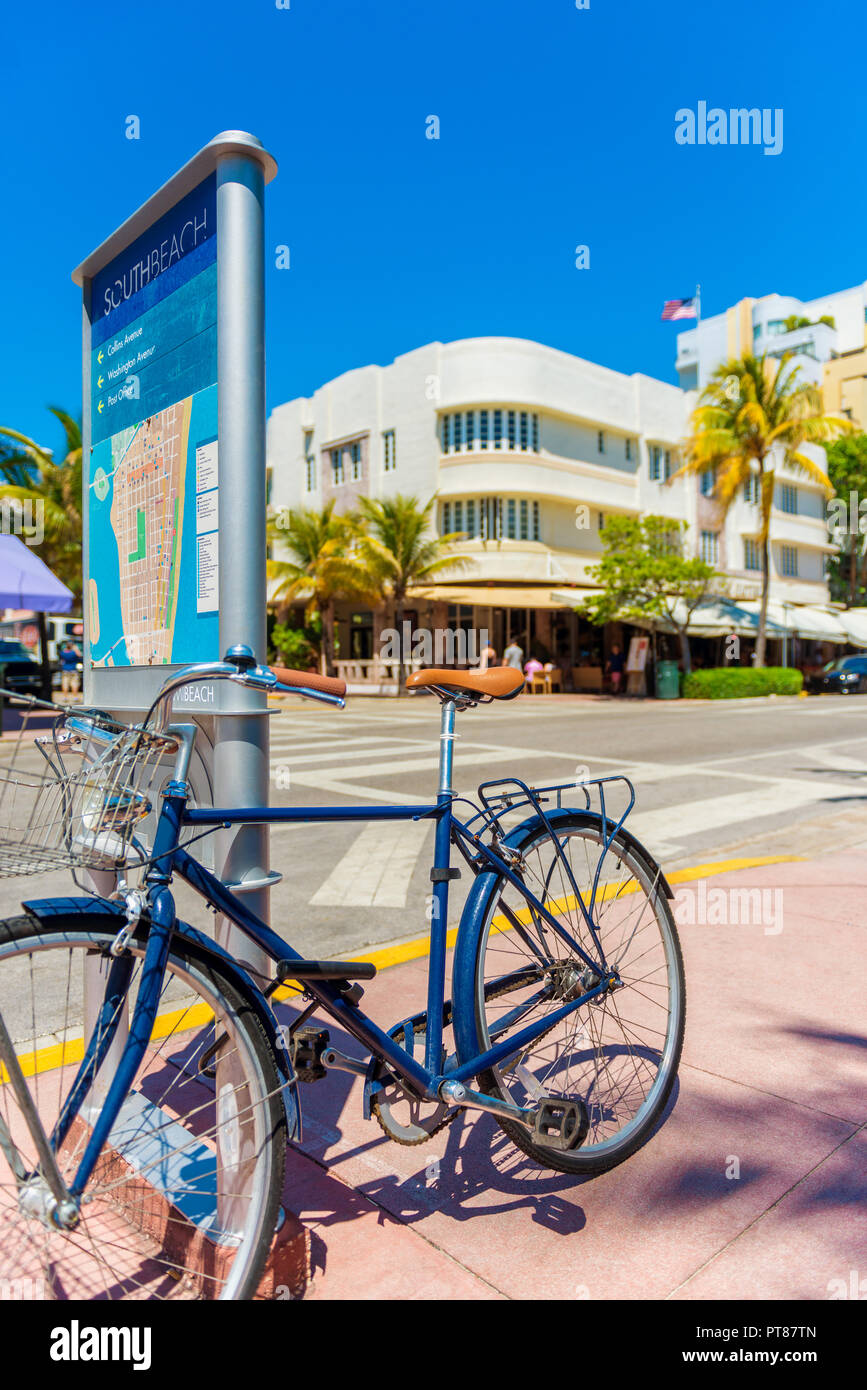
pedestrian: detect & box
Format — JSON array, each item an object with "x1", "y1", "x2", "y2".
[
  {"x1": 502, "y1": 635, "x2": 524, "y2": 671},
  {"x1": 478, "y1": 640, "x2": 497, "y2": 671},
  {"x1": 523, "y1": 655, "x2": 544, "y2": 685},
  {"x1": 59, "y1": 640, "x2": 81, "y2": 698},
  {"x1": 606, "y1": 643, "x2": 624, "y2": 696}
]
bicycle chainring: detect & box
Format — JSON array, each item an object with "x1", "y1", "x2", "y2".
[{"x1": 370, "y1": 1021, "x2": 456, "y2": 1147}]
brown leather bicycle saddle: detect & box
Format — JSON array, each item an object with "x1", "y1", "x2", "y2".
[{"x1": 405, "y1": 667, "x2": 524, "y2": 701}]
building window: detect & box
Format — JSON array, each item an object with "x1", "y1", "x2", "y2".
[
  {"x1": 597, "y1": 430, "x2": 606, "y2": 454},
  {"x1": 700, "y1": 530, "x2": 719, "y2": 564},
  {"x1": 744, "y1": 474, "x2": 760, "y2": 504},
  {"x1": 664, "y1": 449, "x2": 672, "y2": 481},
  {"x1": 350, "y1": 441, "x2": 362, "y2": 480},
  {"x1": 453, "y1": 413, "x2": 462, "y2": 452},
  {"x1": 507, "y1": 498, "x2": 516, "y2": 539},
  {"x1": 597, "y1": 511, "x2": 605, "y2": 530},
  {"x1": 625, "y1": 439, "x2": 632, "y2": 462},
  {"x1": 453, "y1": 500, "x2": 463, "y2": 533},
  {"x1": 781, "y1": 544, "x2": 799, "y2": 577},
  {"x1": 531, "y1": 413, "x2": 539, "y2": 452},
  {"x1": 532, "y1": 500, "x2": 540, "y2": 541},
  {"x1": 649, "y1": 445, "x2": 662, "y2": 481},
  {"x1": 744, "y1": 538, "x2": 762, "y2": 571},
  {"x1": 493, "y1": 410, "x2": 503, "y2": 450},
  {"x1": 383, "y1": 429, "x2": 396, "y2": 471},
  {"x1": 465, "y1": 410, "x2": 475, "y2": 451},
  {"x1": 520, "y1": 411, "x2": 529, "y2": 451},
  {"x1": 442, "y1": 415, "x2": 450, "y2": 455},
  {"x1": 442, "y1": 502, "x2": 451, "y2": 534},
  {"x1": 305, "y1": 456, "x2": 316, "y2": 491},
  {"x1": 780, "y1": 483, "x2": 798, "y2": 514},
  {"x1": 466, "y1": 499, "x2": 476, "y2": 537},
  {"x1": 480, "y1": 409, "x2": 489, "y2": 450},
  {"x1": 520, "y1": 499, "x2": 529, "y2": 540},
  {"x1": 331, "y1": 448, "x2": 344, "y2": 485},
  {"x1": 507, "y1": 411, "x2": 516, "y2": 451},
  {"x1": 700, "y1": 468, "x2": 715, "y2": 497}
]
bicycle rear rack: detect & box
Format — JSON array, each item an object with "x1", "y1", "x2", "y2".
[{"x1": 455, "y1": 773, "x2": 636, "y2": 929}]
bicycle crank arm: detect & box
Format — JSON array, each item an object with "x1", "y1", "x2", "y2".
[
  {"x1": 438, "y1": 1078, "x2": 538, "y2": 1132},
  {"x1": 321, "y1": 1045, "x2": 369, "y2": 1078}
]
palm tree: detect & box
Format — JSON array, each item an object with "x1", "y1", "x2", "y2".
[
  {"x1": 0, "y1": 407, "x2": 83, "y2": 597},
  {"x1": 677, "y1": 354, "x2": 853, "y2": 666},
  {"x1": 266, "y1": 501, "x2": 379, "y2": 675},
  {"x1": 356, "y1": 494, "x2": 468, "y2": 688},
  {"x1": 0, "y1": 408, "x2": 82, "y2": 697}
]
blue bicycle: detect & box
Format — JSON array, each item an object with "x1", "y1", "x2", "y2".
[{"x1": 0, "y1": 649, "x2": 685, "y2": 1299}]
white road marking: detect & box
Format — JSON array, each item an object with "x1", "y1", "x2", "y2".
[
  {"x1": 631, "y1": 776, "x2": 850, "y2": 857},
  {"x1": 310, "y1": 821, "x2": 432, "y2": 907}
]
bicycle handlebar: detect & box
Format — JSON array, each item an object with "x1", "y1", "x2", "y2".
[{"x1": 144, "y1": 647, "x2": 346, "y2": 731}]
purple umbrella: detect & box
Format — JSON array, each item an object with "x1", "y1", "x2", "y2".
[{"x1": 0, "y1": 534, "x2": 73, "y2": 611}]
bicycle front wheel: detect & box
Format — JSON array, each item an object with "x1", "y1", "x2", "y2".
[
  {"x1": 455, "y1": 812, "x2": 685, "y2": 1175},
  {"x1": 0, "y1": 913, "x2": 287, "y2": 1300}
]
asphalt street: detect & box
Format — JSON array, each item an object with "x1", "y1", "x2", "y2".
[{"x1": 250, "y1": 689, "x2": 867, "y2": 957}]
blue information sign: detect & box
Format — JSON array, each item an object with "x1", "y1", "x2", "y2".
[{"x1": 86, "y1": 174, "x2": 219, "y2": 668}]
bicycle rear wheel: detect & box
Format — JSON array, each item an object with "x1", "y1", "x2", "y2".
[
  {"x1": 455, "y1": 812, "x2": 685, "y2": 1175},
  {"x1": 0, "y1": 913, "x2": 287, "y2": 1300}
]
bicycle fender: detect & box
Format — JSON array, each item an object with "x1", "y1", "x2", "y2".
[
  {"x1": 450, "y1": 809, "x2": 674, "y2": 1071},
  {"x1": 22, "y1": 897, "x2": 301, "y2": 1141},
  {"x1": 499, "y1": 809, "x2": 675, "y2": 899}
]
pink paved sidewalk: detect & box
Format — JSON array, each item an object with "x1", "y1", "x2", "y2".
[{"x1": 275, "y1": 850, "x2": 867, "y2": 1301}]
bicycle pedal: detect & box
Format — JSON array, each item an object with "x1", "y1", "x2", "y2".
[
  {"x1": 532, "y1": 1097, "x2": 589, "y2": 1152},
  {"x1": 291, "y1": 1026, "x2": 330, "y2": 1083}
]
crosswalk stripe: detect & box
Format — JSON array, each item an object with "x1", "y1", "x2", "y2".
[
  {"x1": 631, "y1": 776, "x2": 848, "y2": 858},
  {"x1": 310, "y1": 821, "x2": 432, "y2": 907}
]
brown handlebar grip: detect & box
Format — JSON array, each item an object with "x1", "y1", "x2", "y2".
[{"x1": 271, "y1": 666, "x2": 347, "y2": 699}]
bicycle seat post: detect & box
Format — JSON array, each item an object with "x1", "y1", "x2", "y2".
[{"x1": 438, "y1": 698, "x2": 457, "y2": 797}]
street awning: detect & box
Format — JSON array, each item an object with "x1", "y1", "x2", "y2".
[
  {"x1": 0, "y1": 535, "x2": 74, "y2": 612},
  {"x1": 837, "y1": 608, "x2": 867, "y2": 647},
  {"x1": 410, "y1": 585, "x2": 572, "y2": 610},
  {"x1": 738, "y1": 601, "x2": 848, "y2": 642},
  {"x1": 551, "y1": 591, "x2": 786, "y2": 637}
]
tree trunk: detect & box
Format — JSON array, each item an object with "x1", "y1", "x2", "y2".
[
  {"x1": 849, "y1": 536, "x2": 858, "y2": 607},
  {"x1": 755, "y1": 534, "x2": 771, "y2": 668},
  {"x1": 321, "y1": 603, "x2": 336, "y2": 677},
  {"x1": 677, "y1": 626, "x2": 692, "y2": 677},
  {"x1": 36, "y1": 611, "x2": 53, "y2": 703},
  {"x1": 394, "y1": 595, "x2": 405, "y2": 697}
]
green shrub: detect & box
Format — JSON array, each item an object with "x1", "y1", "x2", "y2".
[
  {"x1": 271, "y1": 622, "x2": 316, "y2": 670},
  {"x1": 682, "y1": 667, "x2": 804, "y2": 699}
]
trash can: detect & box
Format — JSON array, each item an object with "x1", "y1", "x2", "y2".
[{"x1": 655, "y1": 660, "x2": 680, "y2": 700}]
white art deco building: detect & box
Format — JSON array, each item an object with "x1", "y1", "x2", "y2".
[{"x1": 267, "y1": 336, "x2": 835, "y2": 684}]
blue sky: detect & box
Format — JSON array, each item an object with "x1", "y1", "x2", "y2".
[{"x1": 2, "y1": 0, "x2": 864, "y2": 458}]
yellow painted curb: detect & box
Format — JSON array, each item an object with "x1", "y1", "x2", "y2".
[{"x1": 2, "y1": 853, "x2": 802, "y2": 1082}]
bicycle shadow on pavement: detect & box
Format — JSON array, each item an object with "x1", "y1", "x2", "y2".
[{"x1": 274, "y1": 996, "x2": 681, "y2": 1240}]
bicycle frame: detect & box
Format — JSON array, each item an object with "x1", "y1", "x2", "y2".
[{"x1": 33, "y1": 695, "x2": 617, "y2": 1201}]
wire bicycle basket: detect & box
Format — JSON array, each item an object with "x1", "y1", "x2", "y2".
[{"x1": 0, "y1": 691, "x2": 178, "y2": 878}]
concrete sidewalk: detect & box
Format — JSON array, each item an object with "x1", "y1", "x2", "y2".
[{"x1": 274, "y1": 848, "x2": 867, "y2": 1300}]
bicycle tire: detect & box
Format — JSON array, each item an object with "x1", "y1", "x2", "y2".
[
  {"x1": 0, "y1": 912, "x2": 287, "y2": 1300},
  {"x1": 452, "y1": 810, "x2": 685, "y2": 1176}
]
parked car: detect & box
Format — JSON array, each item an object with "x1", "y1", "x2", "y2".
[
  {"x1": 806, "y1": 654, "x2": 867, "y2": 694},
  {"x1": 0, "y1": 640, "x2": 44, "y2": 700}
]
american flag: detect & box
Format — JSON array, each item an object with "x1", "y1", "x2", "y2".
[{"x1": 661, "y1": 297, "x2": 698, "y2": 321}]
